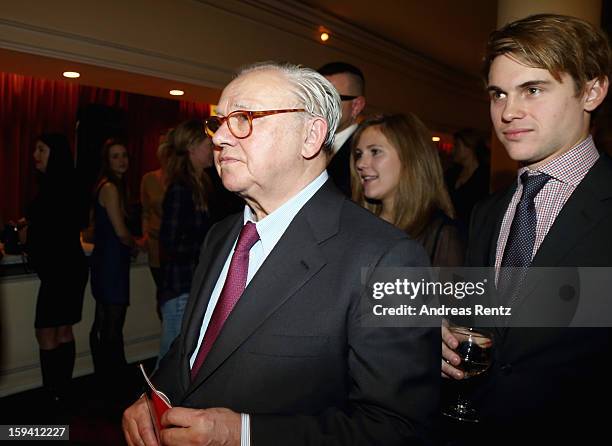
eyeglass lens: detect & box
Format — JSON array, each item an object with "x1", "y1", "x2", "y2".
[
  {"x1": 228, "y1": 112, "x2": 251, "y2": 138},
  {"x1": 206, "y1": 112, "x2": 251, "y2": 138},
  {"x1": 206, "y1": 117, "x2": 222, "y2": 134}
]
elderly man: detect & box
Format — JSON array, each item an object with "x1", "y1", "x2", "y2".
[
  {"x1": 123, "y1": 62, "x2": 438, "y2": 446},
  {"x1": 318, "y1": 62, "x2": 366, "y2": 197},
  {"x1": 442, "y1": 14, "x2": 612, "y2": 444}
]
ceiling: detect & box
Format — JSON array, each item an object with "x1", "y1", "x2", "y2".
[
  {"x1": 302, "y1": 0, "x2": 498, "y2": 77},
  {"x1": 3, "y1": 2, "x2": 608, "y2": 102},
  {"x1": 1, "y1": 1, "x2": 498, "y2": 102},
  {"x1": 0, "y1": 47, "x2": 221, "y2": 105}
]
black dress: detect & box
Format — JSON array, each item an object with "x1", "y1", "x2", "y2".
[
  {"x1": 27, "y1": 182, "x2": 88, "y2": 328},
  {"x1": 90, "y1": 184, "x2": 131, "y2": 306},
  {"x1": 415, "y1": 211, "x2": 465, "y2": 267},
  {"x1": 447, "y1": 164, "x2": 490, "y2": 229}
]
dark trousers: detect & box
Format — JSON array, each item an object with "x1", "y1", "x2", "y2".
[{"x1": 89, "y1": 302, "x2": 127, "y2": 379}]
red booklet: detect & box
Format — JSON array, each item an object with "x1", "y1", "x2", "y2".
[{"x1": 139, "y1": 364, "x2": 172, "y2": 441}]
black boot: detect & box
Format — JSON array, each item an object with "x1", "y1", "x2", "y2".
[
  {"x1": 89, "y1": 328, "x2": 102, "y2": 374},
  {"x1": 106, "y1": 338, "x2": 128, "y2": 402},
  {"x1": 39, "y1": 347, "x2": 63, "y2": 405},
  {"x1": 56, "y1": 340, "x2": 76, "y2": 404}
]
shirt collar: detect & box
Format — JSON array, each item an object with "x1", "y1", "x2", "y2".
[
  {"x1": 243, "y1": 171, "x2": 329, "y2": 256},
  {"x1": 517, "y1": 135, "x2": 599, "y2": 186},
  {"x1": 331, "y1": 123, "x2": 358, "y2": 155}
]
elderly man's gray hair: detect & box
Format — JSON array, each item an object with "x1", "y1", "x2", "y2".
[{"x1": 237, "y1": 62, "x2": 341, "y2": 152}]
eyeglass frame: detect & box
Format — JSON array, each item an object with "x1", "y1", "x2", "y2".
[
  {"x1": 204, "y1": 108, "x2": 306, "y2": 139},
  {"x1": 339, "y1": 94, "x2": 358, "y2": 101}
]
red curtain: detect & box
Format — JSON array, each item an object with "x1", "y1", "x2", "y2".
[{"x1": 0, "y1": 72, "x2": 210, "y2": 222}]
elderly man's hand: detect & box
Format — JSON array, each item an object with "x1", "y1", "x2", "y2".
[
  {"x1": 160, "y1": 407, "x2": 241, "y2": 446},
  {"x1": 122, "y1": 395, "x2": 159, "y2": 446}
]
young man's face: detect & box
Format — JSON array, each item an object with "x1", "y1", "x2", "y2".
[{"x1": 488, "y1": 54, "x2": 592, "y2": 169}]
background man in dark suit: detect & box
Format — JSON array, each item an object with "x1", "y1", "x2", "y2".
[
  {"x1": 123, "y1": 62, "x2": 439, "y2": 446},
  {"x1": 441, "y1": 14, "x2": 612, "y2": 444},
  {"x1": 318, "y1": 62, "x2": 366, "y2": 197}
]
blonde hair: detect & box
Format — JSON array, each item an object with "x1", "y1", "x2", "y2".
[
  {"x1": 158, "y1": 120, "x2": 211, "y2": 211},
  {"x1": 483, "y1": 14, "x2": 612, "y2": 94},
  {"x1": 351, "y1": 113, "x2": 454, "y2": 237}
]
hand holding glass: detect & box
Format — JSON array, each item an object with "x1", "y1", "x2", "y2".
[{"x1": 442, "y1": 324, "x2": 494, "y2": 422}]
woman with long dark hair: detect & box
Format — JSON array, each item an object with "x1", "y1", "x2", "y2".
[
  {"x1": 157, "y1": 120, "x2": 213, "y2": 362},
  {"x1": 351, "y1": 113, "x2": 465, "y2": 266},
  {"x1": 89, "y1": 139, "x2": 137, "y2": 380},
  {"x1": 26, "y1": 133, "x2": 88, "y2": 403}
]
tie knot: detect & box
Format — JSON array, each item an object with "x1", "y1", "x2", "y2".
[
  {"x1": 519, "y1": 172, "x2": 550, "y2": 202},
  {"x1": 235, "y1": 221, "x2": 260, "y2": 254}
]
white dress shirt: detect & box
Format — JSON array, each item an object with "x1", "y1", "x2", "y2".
[
  {"x1": 331, "y1": 123, "x2": 358, "y2": 156},
  {"x1": 189, "y1": 171, "x2": 329, "y2": 445}
]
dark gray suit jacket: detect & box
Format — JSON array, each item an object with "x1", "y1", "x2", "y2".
[
  {"x1": 154, "y1": 180, "x2": 440, "y2": 445},
  {"x1": 464, "y1": 154, "x2": 612, "y2": 444}
]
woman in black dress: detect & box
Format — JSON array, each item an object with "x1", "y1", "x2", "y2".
[
  {"x1": 89, "y1": 140, "x2": 138, "y2": 381},
  {"x1": 26, "y1": 133, "x2": 88, "y2": 402}
]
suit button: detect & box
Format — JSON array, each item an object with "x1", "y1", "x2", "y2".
[{"x1": 500, "y1": 364, "x2": 512, "y2": 375}]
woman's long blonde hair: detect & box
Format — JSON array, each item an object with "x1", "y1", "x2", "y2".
[
  {"x1": 158, "y1": 120, "x2": 212, "y2": 212},
  {"x1": 350, "y1": 113, "x2": 455, "y2": 237}
]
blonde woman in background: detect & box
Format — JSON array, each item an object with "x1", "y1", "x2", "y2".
[
  {"x1": 157, "y1": 120, "x2": 213, "y2": 363},
  {"x1": 351, "y1": 113, "x2": 464, "y2": 266}
]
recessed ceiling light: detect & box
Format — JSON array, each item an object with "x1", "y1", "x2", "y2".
[
  {"x1": 318, "y1": 26, "x2": 331, "y2": 43},
  {"x1": 62, "y1": 71, "x2": 80, "y2": 79},
  {"x1": 432, "y1": 136, "x2": 441, "y2": 142},
  {"x1": 169, "y1": 89, "x2": 184, "y2": 96}
]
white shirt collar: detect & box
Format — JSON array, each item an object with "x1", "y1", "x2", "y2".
[
  {"x1": 331, "y1": 123, "x2": 358, "y2": 155},
  {"x1": 243, "y1": 171, "x2": 329, "y2": 256}
]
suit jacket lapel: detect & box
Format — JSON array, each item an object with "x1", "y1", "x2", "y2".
[
  {"x1": 186, "y1": 181, "x2": 342, "y2": 394},
  {"x1": 532, "y1": 157, "x2": 612, "y2": 267},
  {"x1": 180, "y1": 216, "x2": 244, "y2": 387},
  {"x1": 508, "y1": 157, "x2": 612, "y2": 324},
  {"x1": 475, "y1": 186, "x2": 515, "y2": 339},
  {"x1": 487, "y1": 186, "x2": 516, "y2": 268}
]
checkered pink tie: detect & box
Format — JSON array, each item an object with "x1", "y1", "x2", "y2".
[{"x1": 191, "y1": 222, "x2": 260, "y2": 379}]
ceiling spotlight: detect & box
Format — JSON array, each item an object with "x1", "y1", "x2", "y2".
[
  {"x1": 62, "y1": 71, "x2": 80, "y2": 79},
  {"x1": 432, "y1": 136, "x2": 441, "y2": 142},
  {"x1": 318, "y1": 26, "x2": 331, "y2": 43},
  {"x1": 169, "y1": 89, "x2": 185, "y2": 96}
]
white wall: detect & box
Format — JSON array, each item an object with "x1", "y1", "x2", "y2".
[{"x1": 0, "y1": 263, "x2": 160, "y2": 397}]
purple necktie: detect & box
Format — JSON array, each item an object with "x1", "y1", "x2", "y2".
[{"x1": 191, "y1": 222, "x2": 260, "y2": 379}]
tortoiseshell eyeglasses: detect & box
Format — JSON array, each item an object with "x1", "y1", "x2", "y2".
[{"x1": 204, "y1": 109, "x2": 306, "y2": 139}]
